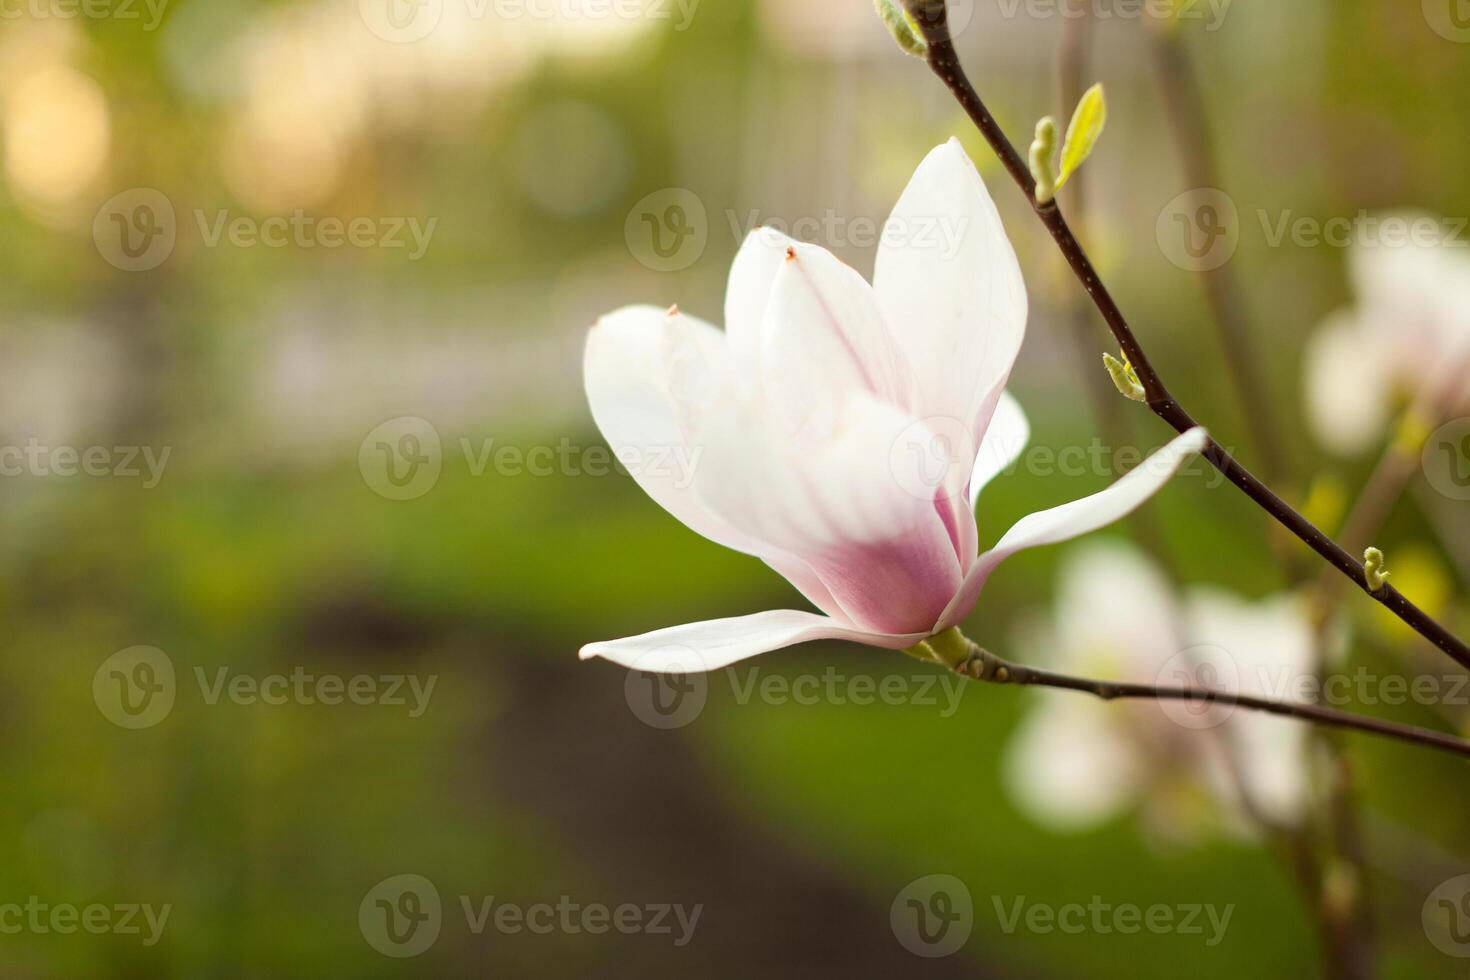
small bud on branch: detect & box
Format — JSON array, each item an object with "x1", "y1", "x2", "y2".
[
  {"x1": 1363, "y1": 547, "x2": 1390, "y2": 593},
  {"x1": 1029, "y1": 117, "x2": 1059, "y2": 205},
  {"x1": 873, "y1": 0, "x2": 927, "y2": 58},
  {"x1": 1103, "y1": 352, "x2": 1147, "y2": 402}
]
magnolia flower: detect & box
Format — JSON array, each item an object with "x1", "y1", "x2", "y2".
[
  {"x1": 1005, "y1": 542, "x2": 1316, "y2": 838},
  {"x1": 1305, "y1": 214, "x2": 1470, "y2": 455},
  {"x1": 581, "y1": 139, "x2": 1206, "y2": 672}
]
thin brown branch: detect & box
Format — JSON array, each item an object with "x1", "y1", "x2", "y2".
[
  {"x1": 950, "y1": 640, "x2": 1470, "y2": 762},
  {"x1": 900, "y1": 1, "x2": 1470, "y2": 672}
]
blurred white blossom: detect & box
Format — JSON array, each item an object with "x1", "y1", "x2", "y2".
[
  {"x1": 1005, "y1": 542, "x2": 1317, "y2": 841},
  {"x1": 1305, "y1": 215, "x2": 1470, "y2": 455}
]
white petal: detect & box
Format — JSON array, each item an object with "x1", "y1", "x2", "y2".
[
  {"x1": 874, "y1": 138, "x2": 1028, "y2": 444},
  {"x1": 969, "y1": 390, "x2": 1030, "y2": 510},
  {"x1": 724, "y1": 228, "x2": 792, "y2": 376},
  {"x1": 1004, "y1": 692, "x2": 1139, "y2": 832},
  {"x1": 584, "y1": 305, "x2": 838, "y2": 612},
  {"x1": 585, "y1": 305, "x2": 738, "y2": 542},
  {"x1": 579, "y1": 610, "x2": 925, "y2": 672},
  {"x1": 1303, "y1": 312, "x2": 1392, "y2": 456},
  {"x1": 690, "y1": 393, "x2": 916, "y2": 548},
  {"x1": 760, "y1": 241, "x2": 917, "y2": 437},
  {"x1": 937, "y1": 427, "x2": 1208, "y2": 630}
]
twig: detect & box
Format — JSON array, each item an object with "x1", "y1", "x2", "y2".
[
  {"x1": 900, "y1": 1, "x2": 1470, "y2": 672},
  {"x1": 941, "y1": 636, "x2": 1470, "y2": 761}
]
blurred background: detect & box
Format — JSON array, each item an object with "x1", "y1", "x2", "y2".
[{"x1": 1, "y1": 0, "x2": 1468, "y2": 975}]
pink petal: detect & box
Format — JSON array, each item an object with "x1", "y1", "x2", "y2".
[{"x1": 690, "y1": 393, "x2": 963, "y2": 633}]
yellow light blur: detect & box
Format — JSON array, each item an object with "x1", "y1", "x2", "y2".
[
  {"x1": 215, "y1": 0, "x2": 668, "y2": 209},
  {"x1": 3, "y1": 65, "x2": 111, "y2": 222}
]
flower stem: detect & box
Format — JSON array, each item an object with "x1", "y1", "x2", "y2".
[{"x1": 901, "y1": 3, "x2": 1470, "y2": 672}]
